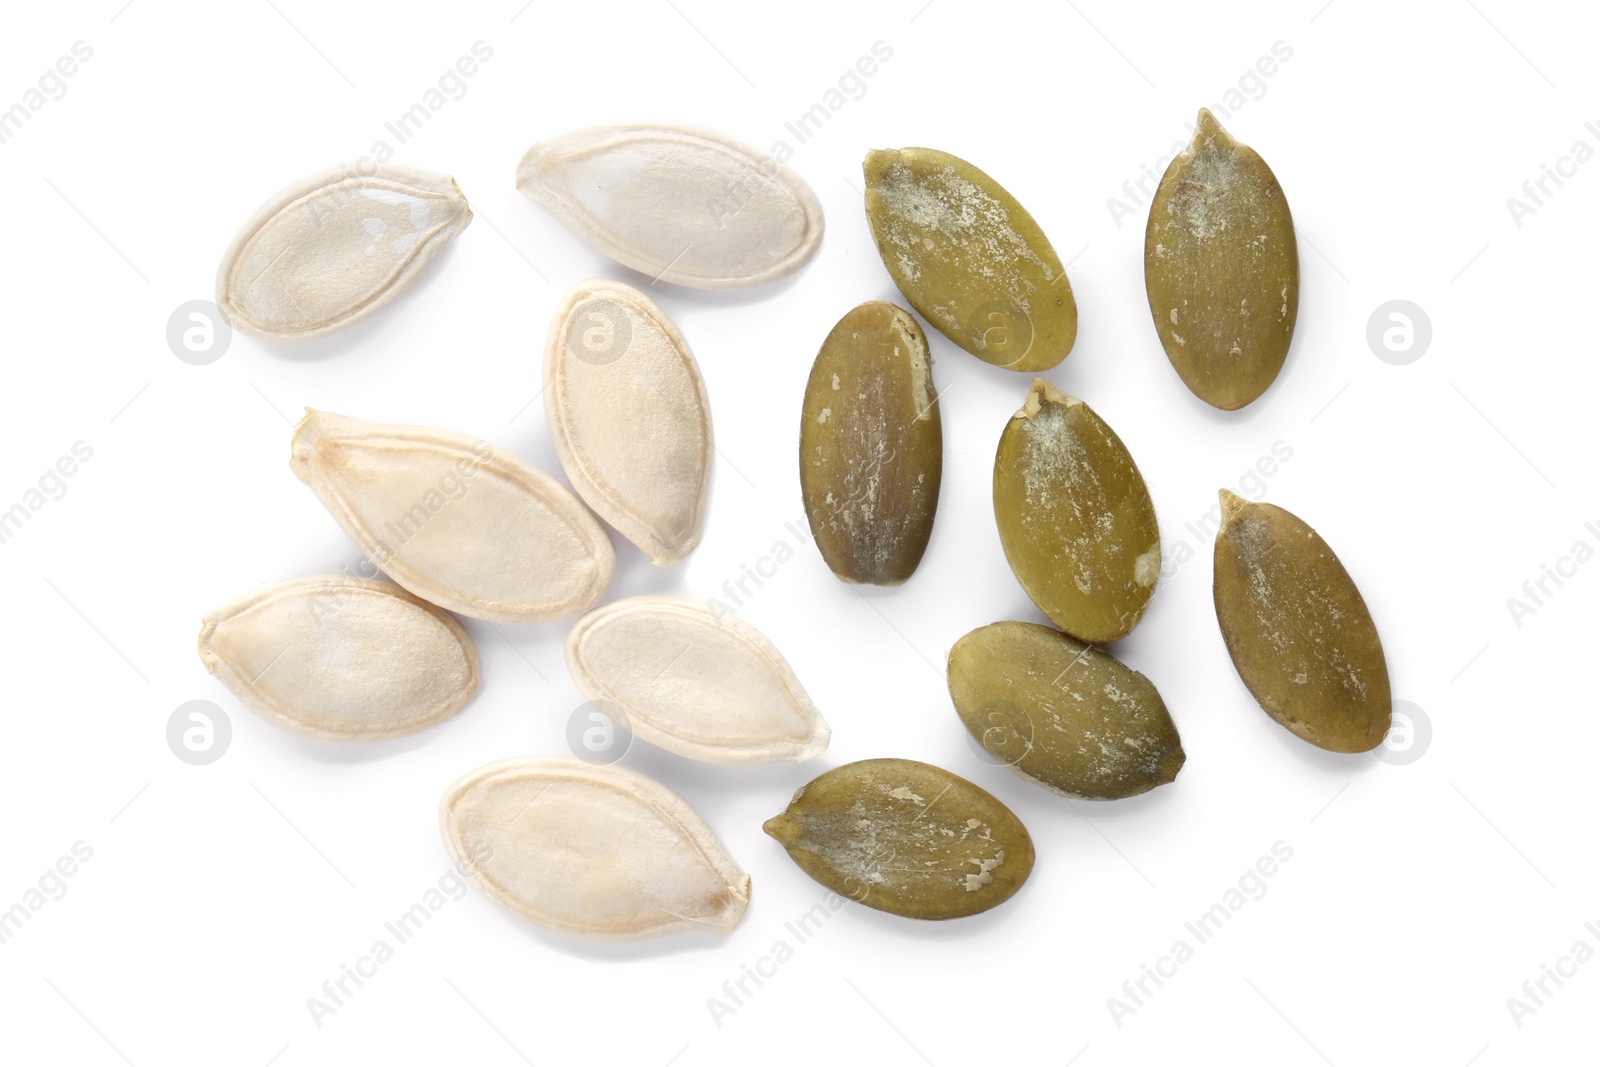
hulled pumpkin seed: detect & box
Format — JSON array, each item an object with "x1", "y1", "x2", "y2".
[
  {"x1": 566, "y1": 596, "x2": 829, "y2": 765},
  {"x1": 799, "y1": 301, "x2": 942, "y2": 585},
  {"x1": 993, "y1": 380, "x2": 1160, "y2": 643},
  {"x1": 440, "y1": 757, "x2": 750, "y2": 939},
  {"x1": 1213, "y1": 491, "x2": 1391, "y2": 753},
  {"x1": 290, "y1": 410, "x2": 613, "y2": 624},
  {"x1": 217, "y1": 164, "x2": 471, "y2": 341},
  {"x1": 199, "y1": 576, "x2": 478, "y2": 741},
  {"x1": 545, "y1": 279, "x2": 711, "y2": 564},
  {"x1": 863, "y1": 147, "x2": 1075, "y2": 371},
  {"x1": 948, "y1": 621, "x2": 1183, "y2": 799},
  {"x1": 1145, "y1": 109, "x2": 1299, "y2": 410},
  {"x1": 763, "y1": 758, "x2": 1034, "y2": 920},
  {"x1": 517, "y1": 124, "x2": 824, "y2": 289}
]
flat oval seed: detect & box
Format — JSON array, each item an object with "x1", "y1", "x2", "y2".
[
  {"x1": 1145, "y1": 109, "x2": 1299, "y2": 410},
  {"x1": 800, "y1": 301, "x2": 942, "y2": 585},
  {"x1": 441, "y1": 757, "x2": 750, "y2": 939},
  {"x1": 517, "y1": 124, "x2": 824, "y2": 289},
  {"x1": 217, "y1": 164, "x2": 471, "y2": 341},
  {"x1": 863, "y1": 147, "x2": 1076, "y2": 371},
  {"x1": 290, "y1": 410, "x2": 613, "y2": 624},
  {"x1": 993, "y1": 379, "x2": 1161, "y2": 643},
  {"x1": 1213, "y1": 491, "x2": 1391, "y2": 753},
  {"x1": 763, "y1": 758, "x2": 1034, "y2": 920},
  {"x1": 198, "y1": 576, "x2": 478, "y2": 741},
  {"x1": 545, "y1": 280, "x2": 711, "y2": 564},
  {"x1": 949, "y1": 621, "x2": 1184, "y2": 799},
  {"x1": 566, "y1": 596, "x2": 829, "y2": 765}
]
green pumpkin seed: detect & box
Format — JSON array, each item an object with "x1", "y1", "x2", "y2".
[
  {"x1": 800, "y1": 302, "x2": 942, "y2": 585},
  {"x1": 763, "y1": 758, "x2": 1034, "y2": 920},
  {"x1": 1213, "y1": 491, "x2": 1391, "y2": 753},
  {"x1": 863, "y1": 148, "x2": 1076, "y2": 372},
  {"x1": 948, "y1": 621, "x2": 1184, "y2": 799},
  {"x1": 992, "y1": 380, "x2": 1160, "y2": 643},
  {"x1": 1145, "y1": 109, "x2": 1298, "y2": 410}
]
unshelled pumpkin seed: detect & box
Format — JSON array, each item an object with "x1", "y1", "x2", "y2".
[
  {"x1": 566, "y1": 596, "x2": 829, "y2": 765},
  {"x1": 545, "y1": 279, "x2": 711, "y2": 564},
  {"x1": 993, "y1": 380, "x2": 1160, "y2": 644},
  {"x1": 1213, "y1": 491, "x2": 1391, "y2": 753},
  {"x1": 290, "y1": 410, "x2": 613, "y2": 624},
  {"x1": 863, "y1": 147, "x2": 1075, "y2": 371},
  {"x1": 441, "y1": 757, "x2": 749, "y2": 939},
  {"x1": 799, "y1": 301, "x2": 942, "y2": 585},
  {"x1": 198, "y1": 576, "x2": 478, "y2": 741},
  {"x1": 1145, "y1": 109, "x2": 1298, "y2": 410},
  {"x1": 948, "y1": 621, "x2": 1183, "y2": 799},
  {"x1": 217, "y1": 164, "x2": 471, "y2": 341},
  {"x1": 763, "y1": 758, "x2": 1034, "y2": 920},
  {"x1": 517, "y1": 124, "x2": 824, "y2": 289}
]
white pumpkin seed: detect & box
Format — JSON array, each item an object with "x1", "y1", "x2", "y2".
[
  {"x1": 217, "y1": 164, "x2": 471, "y2": 341},
  {"x1": 566, "y1": 597, "x2": 829, "y2": 765},
  {"x1": 440, "y1": 756, "x2": 750, "y2": 939},
  {"x1": 198, "y1": 576, "x2": 478, "y2": 741},
  {"x1": 516, "y1": 124, "x2": 823, "y2": 289},
  {"x1": 544, "y1": 280, "x2": 711, "y2": 564},
  {"x1": 290, "y1": 410, "x2": 614, "y2": 624}
]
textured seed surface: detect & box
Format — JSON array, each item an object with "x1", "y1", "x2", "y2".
[
  {"x1": 1145, "y1": 109, "x2": 1298, "y2": 410},
  {"x1": 517, "y1": 124, "x2": 823, "y2": 289},
  {"x1": 763, "y1": 758, "x2": 1034, "y2": 920},
  {"x1": 217, "y1": 164, "x2": 471, "y2": 341},
  {"x1": 198, "y1": 576, "x2": 478, "y2": 741},
  {"x1": 863, "y1": 147, "x2": 1075, "y2": 371},
  {"x1": 1213, "y1": 491, "x2": 1391, "y2": 752},
  {"x1": 545, "y1": 279, "x2": 711, "y2": 564},
  {"x1": 566, "y1": 596, "x2": 829, "y2": 765},
  {"x1": 441, "y1": 757, "x2": 749, "y2": 939},
  {"x1": 800, "y1": 302, "x2": 942, "y2": 585},
  {"x1": 993, "y1": 380, "x2": 1160, "y2": 643},
  {"x1": 290, "y1": 410, "x2": 613, "y2": 624},
  {"x1": 948, "y1": 621, "x2": 1184, "y2": 799}
]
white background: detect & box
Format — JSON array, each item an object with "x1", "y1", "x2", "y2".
[{"x1": 1, "y1": 1, "x2": 1594, "y2": 1064}]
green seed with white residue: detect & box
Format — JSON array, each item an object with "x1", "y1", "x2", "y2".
[
  {"x1": 992, "y1": 379, "x2": 1161, "y2": 644},
  {"x1": 864, "y1": 147, "x2": 1076, "y2": 372},
  {"x1": 1213, "y1": 491, "x2": 1391, "y2": 753},
  {"x1": 800, "y1": 301, "x2": 942, "y2": 585},
  {"x1": 949, "y1": 620, "x2": 1184, "y2": 799},
  {"x1": 763, "y1": 758, "x2": 1034, "y2": 920}
]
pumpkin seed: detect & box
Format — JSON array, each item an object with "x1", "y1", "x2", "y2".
[
  {"x1": 799, "y1": 301, "x2": 942, "y2": 585},
  {"x1": 517, "y1": 124, "x2": 824, "y2": 289},
  {"x1": 948, "y1": 621, "x2": 1184, "y2": 799},
  {"x1": 763, "y1": 758, "x2": 1034, "y2": 920},
  {"x1": 863, "y1": 147, "x2": 1075, "y2": 371},
  {"x1": 1213, "y1": 491, "x2": 1391, "y2": 752},
  {"x1": 440, "y1": 757, "x2": 749, "y2": 939},
  {"x1": 290, "y1": 410, "x2": 613, "y2": 624},
  {"x1": 993, "y1": 379, "x2": 1160, "y2": 643},
  {"x1": 545, "y1": 280, "x2": 711, "y2": 564},
  {"x1": 1145, "y1": 109, "x2": 1298, "y2": 410},
  {"x1": 566, "y1": 596, "x2": 829, "y2": 765},
  {"x1": 217, "y1": 164, "x2": 471, "y2": 341},
  {"x1": 198, "y1": 575, "x2": 478, "y2": 741}
]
